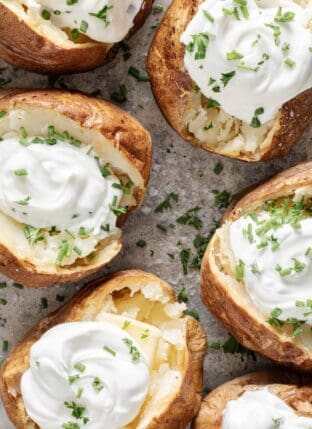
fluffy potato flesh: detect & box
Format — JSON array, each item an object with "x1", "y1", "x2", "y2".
[
  {"x1": 0, "y1": 271, "x2": 207, "y2": 429},
  {"x1": 2, "y1": 0, "x2": 78, "y2": 47}
]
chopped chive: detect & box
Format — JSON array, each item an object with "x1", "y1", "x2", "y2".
[
  {"x1": 103, "y1": 345, "x2": 116, "y2": 356},
  {"x1": 74, "y1": 362, "x2": 86, "y2": 373}
]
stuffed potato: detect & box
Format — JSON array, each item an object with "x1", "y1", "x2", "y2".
[
  {"x1": 0, "y1": 0, "x2": 154, "y2": 74},
  {"x1": 0, "y1": 269, "x2": 207, "y2": 429},
  {"x1": 0, "y1": 89, "x2": 152, "y2": 288},
  {"x1": 147, "y1": 0, "x2": 312, "y2": 161},
  {"x1": 201, "y1": 162, "x2": 312, "y2": 371},
  {"x1": 193, "y1": 370, "x2": 312, "y2": 429}
]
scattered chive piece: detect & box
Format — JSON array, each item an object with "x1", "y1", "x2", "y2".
[
  {"x1": 80, "y1": 20, "x2": 88, "y2": 33},
  {"x1": 20, "y1": 127, "x2": 28, "y2": 139},
  {"x1": 2, "y1": 340, "x2": 8, "y2": 353},
  {"x1": 152, "y1": 3, "x2": 163, "y2": 12},
  {"x1": 274, "y1": 6, "x2": 295, "y2": 23},
  {"x1": 136, "y1": 239, "x2": 147, "y2": 248},
  {"x1": 92, "y1": 377, "x2": 104, "y2": 392},
  {"x1": 128, "y1": 66, "x2": 149, "y2": 82},
  {"x1": 207, "y1": 98, "x2": 220, "y2": 108},
  {"x1": 208, "y1": 342, "x2": 221, "y2": 350},
  {"x1": 68, "y1": 374, "x2": 80, "y2": 385},
  {"x1": 110, "y1": 84, "x2": 128, "y2": 104},
  {"x1": 14, "y1": 169, "x2": 28, "y2": 176},
  {"x1": 235, "y1": 259, "x2": 245, "y2": 281},
  {"x1": 122, "y1": 320, "x2": 131, "y2": 330},
  {"x1": 123, "y1": 338, "x2": 141, "y2": 361},
  {"x1": 221, "y1": 70, "x2": 236, "y2": 87},
  {"x1": 213, "y1": 190, "x2": 230, "y2": 208},
  {"x1": 184, "y1": 309, "x2": 200, "y2": 321},
  {"x1": 284, "y1": 58, "x2": 296, "y2": 68},
  {"x1": 76, "y1": 387, "x2": 84, "y2": 399},
  {"x1": 74, "y1": 362, "x2": 86, "y2": 373},
  {"x1": 41, "y1": 297, "x2": 48, "y2": 309},
  {"x1": 155, "y1": 193, "x2": 179, "y2": 213},
  {"x1": 103, "y1": 345, "x2": 116, "y2": 356},
  {"x1": 203, "y1": 10, "x2": 214, "y2": 22},
  {"x1": 178, "y1": 287, "x2": 188, "y2": 303},
  {"x1": 157, "y1": 223, "x2": 167, "y2": 233},
  {"x1": 42, "y1": 9, "x2": 51, "y2": 20},
  {"x1": 12, "y1": 282, "x2": 24, "y2": 289},
  {"x1": 226, "y1": 51, "x2": 244, "y2": 61}
]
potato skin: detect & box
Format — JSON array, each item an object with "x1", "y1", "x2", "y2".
[
  {"x1": 0, "y1": 89, "x2": 152, "y2": 287},
  {"x1": 193, "y1": 370, "x2": 312, "y2": 429},
  {"x1": 0, "y1": 270, "x2": 207, "y2": 429},
  {"x1": 146, "y1": 0, "x2": 312, "y2": 162},
  {"x1": 0, "y1": 1, "x2": 154, "y2": 74},
  {"x1": 201, "y1": 162, "x2": 312, "y2": 371}
]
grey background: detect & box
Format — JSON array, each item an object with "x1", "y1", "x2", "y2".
[{"x1": 0, "y1": 1, "x2": 311, "y2": 426}]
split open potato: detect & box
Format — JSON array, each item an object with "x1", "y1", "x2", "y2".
[
  {"x1": 147, "y1": 0, "x2": 312, "y2": 161},
  {"x1": 193, "y1": 370, "x2": 312, "y2": 429},
  {"x1": 201, "y1": 162, "x2": 312, "y2": 371},
  {"x1": 0, "y1": 270, "x2": 207, "y2": 429},
  {"x1": 0, "y1": 0, "x2": 154, "y2": 74},
  {"x1": 0, "y1": 89, "x2": 152, "y2": 287}
]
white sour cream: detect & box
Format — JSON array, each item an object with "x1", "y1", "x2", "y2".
[
  {"x1": 222, "y1": 388, "x2": 312, "y2": 429},
  {"x1": 0, "y1": 136, "x2": 122, "y2": 265},
  {"x1": 228, "y1": 213, "x2": 312, "y2": 323},
  {"x1": 24, "y1": 0, "x2": 144, "y2": 43},
  {"x1": 21, "y1": 322, "x2": 150, "y2": 429},
  {"x1": 181, "y1": 0, "x2": 312, "y2": 124}
]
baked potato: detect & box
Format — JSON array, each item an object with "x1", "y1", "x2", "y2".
[
  {"x1": 147, "y1": 0, "x2": 312, "y2": 161},
  {"x1": 201, "y1": 162, "x2": 312, "y2": 371},
  {"x1": 0, "y1": 89, "x2": 152, "y2": 288},
  {"x1": 0, "y1": 0, "x2": 154, "y2": 74},
  {"x1": 0, "y1": 269, "x2": 207, "y2": 429},
  {"x1": 193, "y1": 370, "x2": 312, "y2": 429}
]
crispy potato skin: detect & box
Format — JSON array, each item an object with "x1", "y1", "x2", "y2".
[
  {"x1": 0, "y1": 270, "x2": 207, "y2": 429},
  {"x1": 0, "y1": 89, "x2": 152, "y2": 287},
  {"x1": 146, "y1": 0, "x2": 312, "y2": 161},
  {"x1": 0, "y1": 1, "x2": 154, "y2": 74},
  {"x1": 201, "y1": 162, "x2": 312, "y2": 371},
  {"x1": 193, "y1": 370, "x2": 312, "y2": 429}
]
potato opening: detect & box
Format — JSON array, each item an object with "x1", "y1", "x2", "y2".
[
  {"x1": 15, "y1": 280, "x2": 188, "y2": 429},
  {"x1": 0, "y1": 107, "x2": 142, "y2": 273},
  {"x1": 2, "y1": 0, "x2": 103, "y2": 47},
  {"x1": 182, "y1": 0, "x2": 311, "y2": 159},
  {"x1": 215, "y1": 191, "x2": 312, "y2": 351}
]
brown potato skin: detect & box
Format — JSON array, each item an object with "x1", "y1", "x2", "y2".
[
  {"x1": 0, "y1": 1, "x2": 154, "y2": 74},
  {"x1": 193, "y1": 370, "x2": 312, "y2": 429},
  {"x1": 201, "y1": 162, "x2": 312, "y2": 371},
  {"x1": 0, "y1": 270, "x2": 207, "y2": 429},
  {"x1": 0, "y1": 89, "x2": 152, "y2": 288},
  {"x1": 146, "y1": 0, "x2": 312, "y2": 162}
]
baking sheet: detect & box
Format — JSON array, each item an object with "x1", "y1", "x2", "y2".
[{"x1": 0, "y1": 1, "x2": 311, "y2": 426}]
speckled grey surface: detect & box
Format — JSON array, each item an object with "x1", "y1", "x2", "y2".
[{"x1": 0, "y1": 2, "x2": 311, "y2": 427}]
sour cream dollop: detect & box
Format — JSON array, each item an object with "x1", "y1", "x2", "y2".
[
  {"x1": 229, "y1": 212, "x2": 312, "y2": 323},
  {"x1": 25, "y1": 0, "x2": 144, "y2": 43},
  {"x1": 181, "y1": 0, "x2": 312, "y2": 124},
  {"x1": 21, "y1": 322, "x2": 150, "y2": 429},
  {"x1": 0, "y1": 137, "x2": 122, "y2": 265},
  {"x1": 223, "y1": 388, "x2": 312, "y2": 429}
]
